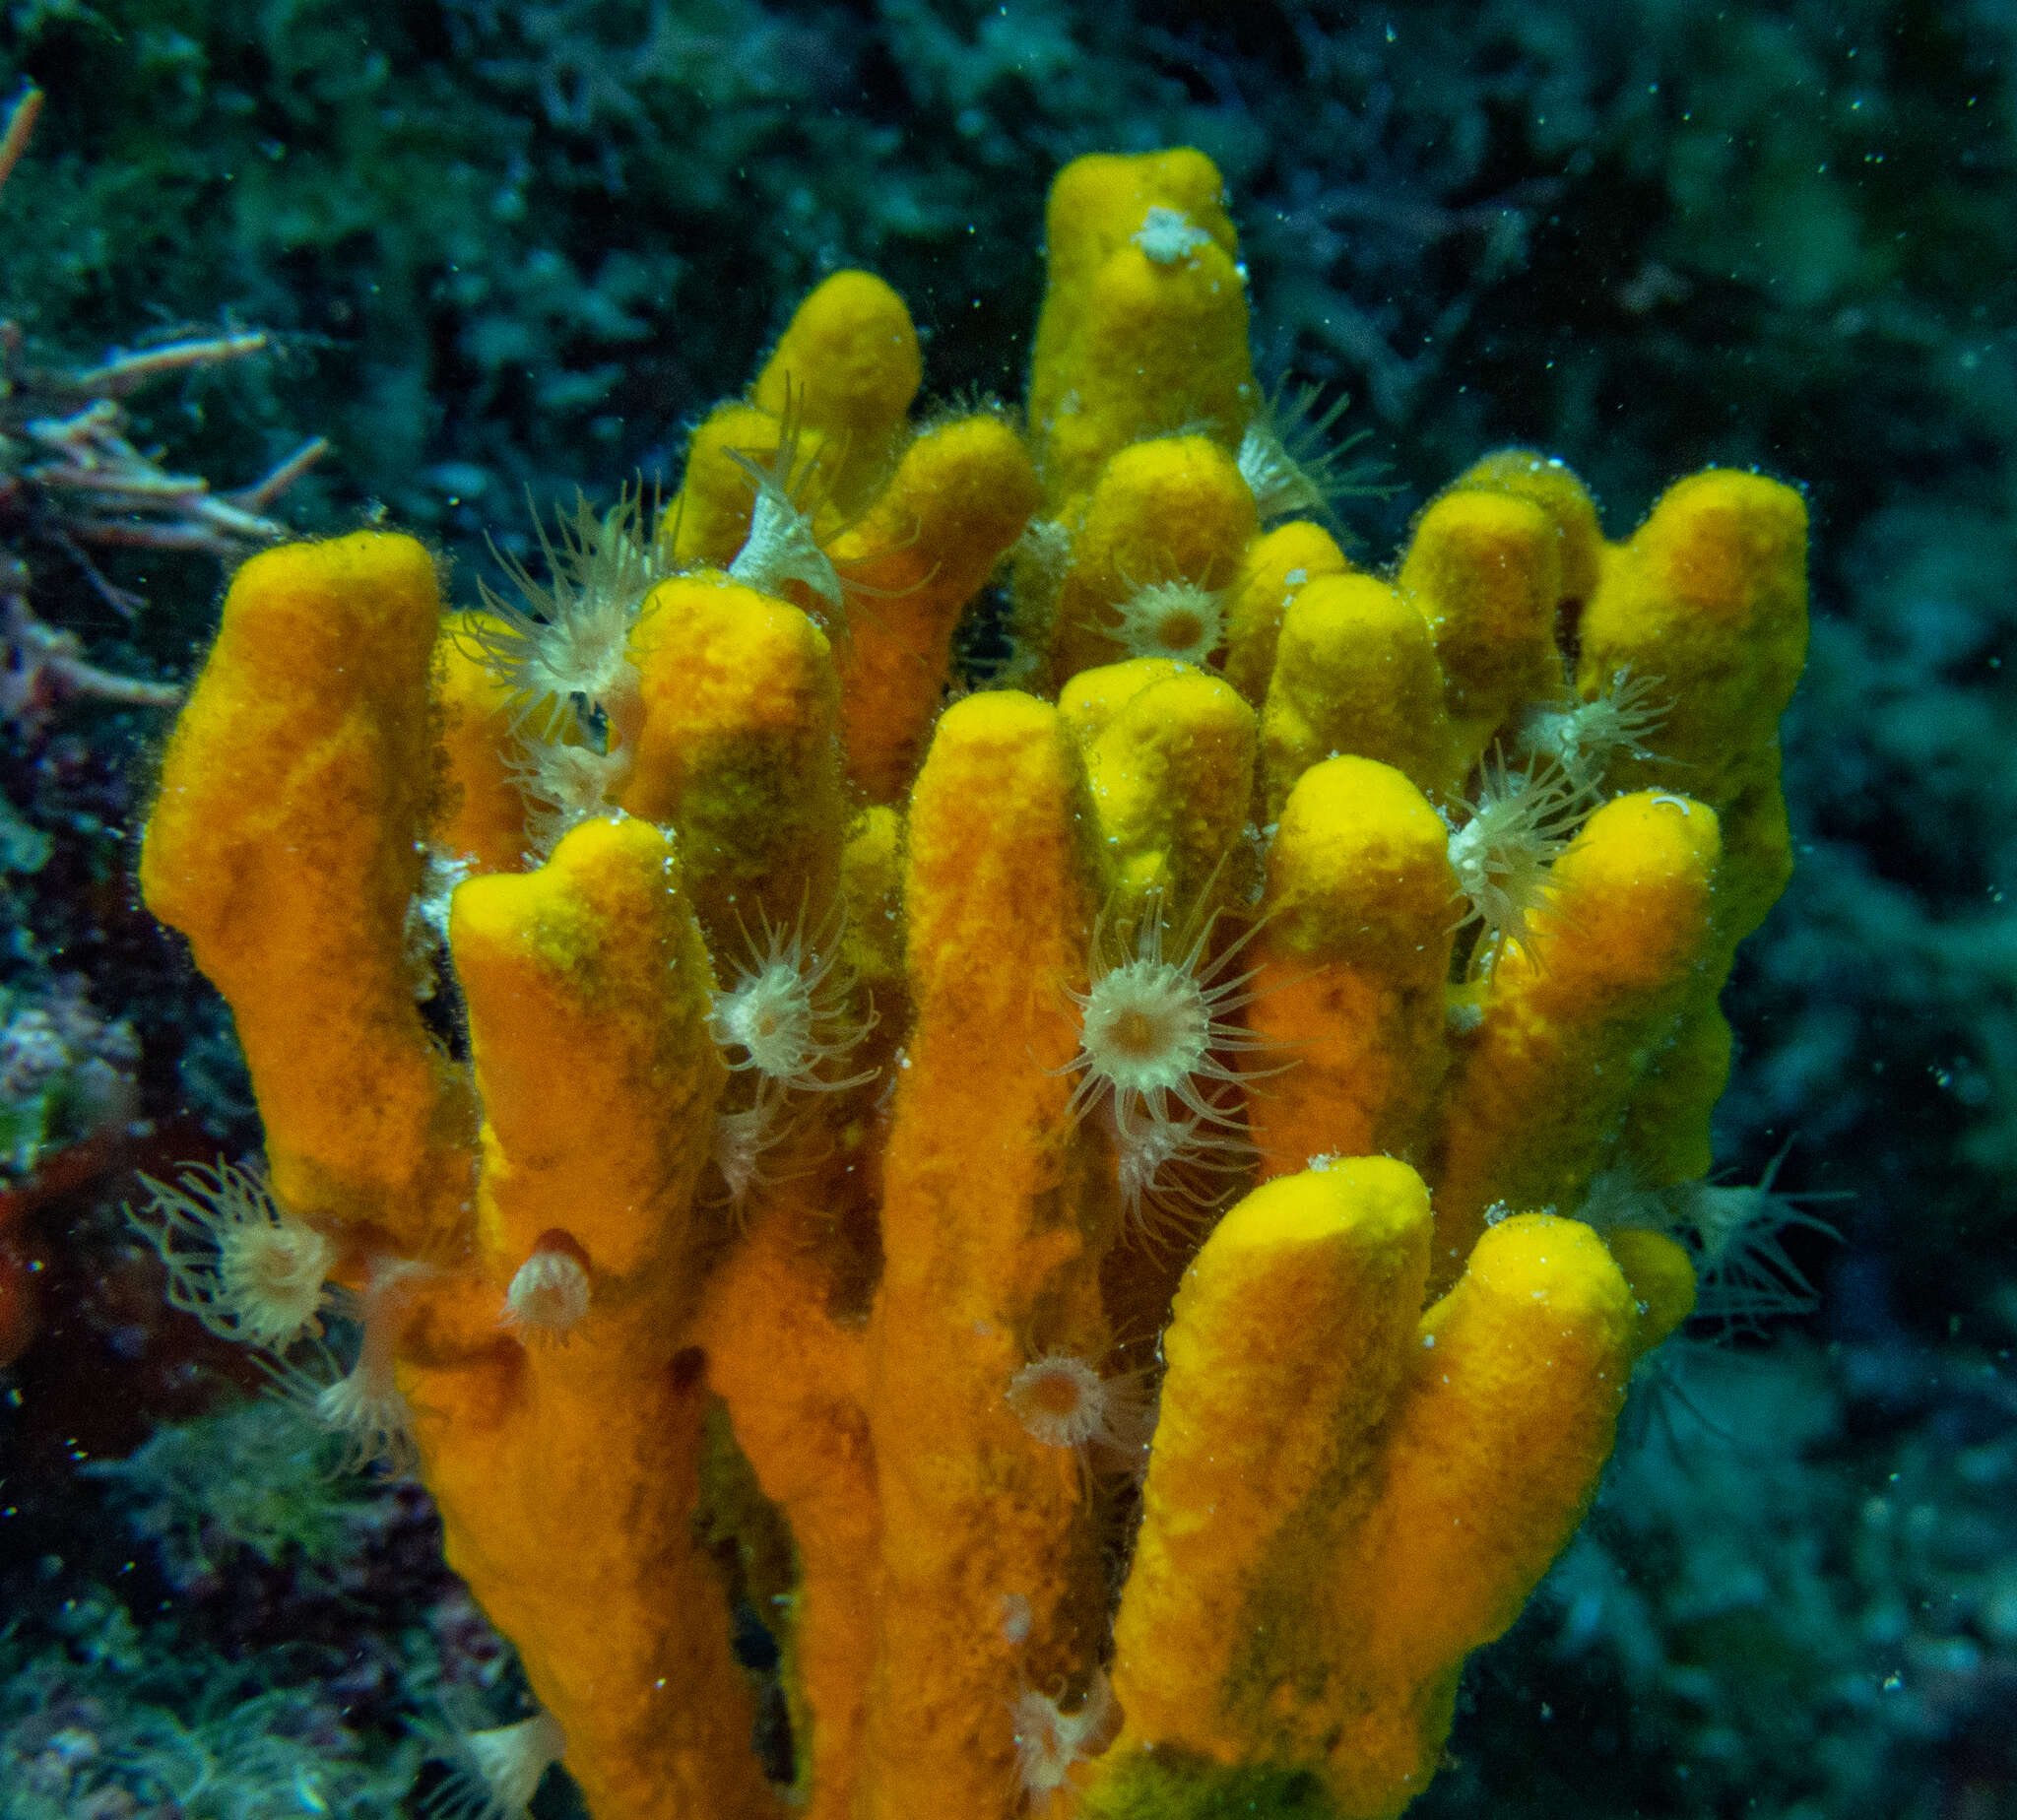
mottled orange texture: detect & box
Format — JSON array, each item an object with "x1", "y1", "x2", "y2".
[
  {"x1": 434, "y1": 610, "x2": 531, "y2": 875},
  {"x1": 140, "y1": 533, "x2": 476, "y2": 1254},
  {"x1": 1431, "y1": 791, "x2": 1724, "y2": 1280},
  {"x1": 1243, "y1": 757, "x2": 1455, "y2": 1175},
  {"x1": 862, "y1": 692, "x2": 1112, "y2": 1819},
  {"x1": 697, "y1": 1200, "x2": 879, "y2": 1820},
  {"x1": 1398, "y1": 488, "x2": 1562, "y2": 767},
  {"x1": 1095, "y1": 1170, "x2": 1633, "y2": 1819},
  {"x1": 619, "y1": 575, "x2": 846, "y2": 936},
  {"x1": 1030, "y1": 149, "x2": 1254, "y2": 504},
  {"x1": 831, "y1": 413, "x2": 1041, "y2": 799},
  {"x1": 135, "y1": 145, "x2": 1808, "y2": 1820},
  {"x1": 418, "y1": 814, "x2": 775, "y2": 1820},
  {"x1": 1223, "y1": 516, "x2": 1352, "y2": 705}
]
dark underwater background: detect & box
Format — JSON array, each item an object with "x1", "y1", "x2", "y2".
[{"x1": 2, "y1": 1, "x2": 2014, "y2": 1814}]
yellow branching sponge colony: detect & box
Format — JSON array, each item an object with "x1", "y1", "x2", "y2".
[{"x1": 135, "y1": 150, "x2": 1806, "y2": 1820}]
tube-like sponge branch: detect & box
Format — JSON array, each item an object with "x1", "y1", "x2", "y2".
[{"x1": 136, "y1": 148, "x2": 1805, "y2": 1820}]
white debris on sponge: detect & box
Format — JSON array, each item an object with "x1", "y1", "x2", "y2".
[{"x1": 1132, "y1": 206, "x2": 1213, "y2": 266}]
